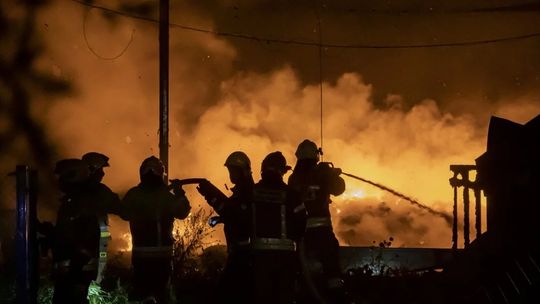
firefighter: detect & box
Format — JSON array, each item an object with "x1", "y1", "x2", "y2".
[
  {"x1": 288, "y1": 139, "x2": 346, "y2": 303},
  {"x1": 196, "y1": 151, "x2": 254, "y2": 303},
  {"x1": 250, "y1": 151, "x2": 306, "y2": 304},
  {"x1": 122, "y1": 156, "x2": 191, "y2": 304},
  {"x1": 81, "y1": 152, "x2": 121, "y2": 283},
  {"x1": 51, "y1": 158, "x2": 101, "y2": 304}
]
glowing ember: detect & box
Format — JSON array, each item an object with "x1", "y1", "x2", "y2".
[
  {"x1": 341, "y1": 188, "x2": 367, "y2": 200},
  {"x1": 120, "y1": 233, "x2": 132, "y2": 252}
]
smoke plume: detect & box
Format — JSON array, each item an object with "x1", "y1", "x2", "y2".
[{"x1": 6, "y1": 0, "x2": 539, "y2": 249}]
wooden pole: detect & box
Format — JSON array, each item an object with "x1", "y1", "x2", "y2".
[{"x1": 159, "y1": 0, "x2": 170, "y2": 177}]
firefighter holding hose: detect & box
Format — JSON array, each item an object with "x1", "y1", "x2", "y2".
[
  {"x1": 196, "y1": 151, "x2": 254, "y2": 303},
  {"x1": 121, "y1": 156, "x2": 191, "y2": 304},
  {"x1": 289, "y1": 139, "x2": 346, "y2": 303}
]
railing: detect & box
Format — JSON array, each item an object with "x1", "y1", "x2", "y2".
[{"x1": 449, "y1": 165, "x2": 483, "y2": 250}]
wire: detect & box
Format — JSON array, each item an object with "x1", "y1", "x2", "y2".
[
  {"x1": 315, "y1": 2, "x2": 324, "y2": 160},
  {"x1": 82, "y1": 8, "x2": 135, "y2": 60},
  {"x1": 71, "y1": 0, "x2": 540, "y2": 49}
]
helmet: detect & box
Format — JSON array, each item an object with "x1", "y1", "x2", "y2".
[
  {"x1": 224, "y1": 151, "x2": 251, "y2": 170},
  {"x1": 140, "y1": 156, "x2": 165, "y2": 177},
  {"x1": 261, "y1": 151, "x2": 291, "y2": 175},
  {"x1": 295, "y1": 139, "x2": 320, "y2": 161},
  {"x1": 82, "y1": 152, "x2": 110, "y2": 172},
  {"x1": 54, "y1": 159, "x2": 89, "y2": 184}
]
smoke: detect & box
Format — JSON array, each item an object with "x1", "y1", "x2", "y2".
[
  {"x1": 193, "y1": 0, "x2": 540, "y2": 111},
  {"x1": 334, "y1": 198, "x2": 449, "y2": 248},
  {"x1": 28, "y1": 0, "x2": 540, "y2": 249},
  {"x1": 184, "y1": 67, "x2": 488, "y2": 248},
  {"x1": 341, "y1": 171, "x2": 452, "y2": 225}
]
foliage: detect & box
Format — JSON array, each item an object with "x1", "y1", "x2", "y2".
[
  {"x1": 0, "y1": 277, "x2": 15, "y2": 303},
  {"x1": 171, "y1": 208, "x2": 226, "y2": 303},
  {"x1": 345, "y1": 237, "x2": 413, "y2": 278},
  {"x1": 37, "y1": 281, "x2": 54, "y2": 304},
  {"x1": 87, "y1": 280, "x2": 130, "y2": 304},
  {"x1": 172, "y1": 208, "x2": 216, "y2": 279},
  {"x1": 35, "y1": 278, "x2": 132, "y2": 304}
]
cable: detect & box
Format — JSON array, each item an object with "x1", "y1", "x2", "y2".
[
  {"x1": 316, "y1": 2, "x2": 324, "y2": 160},
  {"x1": 82, "y1": 8, "x2": 134, "y2": 60},
  {"x1": 71, "y1": 0, "x2": 540, "y2": 49}
]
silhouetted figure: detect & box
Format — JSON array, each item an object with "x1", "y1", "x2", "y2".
[
  {"x1": 250, "y1": 151, "x2": 306, "y2": 304},
  {"x1": 197, "y1": 151, "x2": 254, "y2": 303},
  {"x1": 122, "y1": 156, "x2": 191, "y2": 304},
  {"x1": 288, "y1": 140, "x2": 346, "y2": 303},
  {"x1": 51, "y1": 159, "x2": 100, "y2": 304},
  {"x1": 81, "y1": 152, "x2": 121, "y2": 283}
]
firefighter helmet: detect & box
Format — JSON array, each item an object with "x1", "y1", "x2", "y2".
[
  {"x1": 82, "y1": 152, "x2": 110, "y2": 172},
  {"x1": 140, "y1": 156, "x2": 165, "y2": 177},
  {"x1": 54, "y1": 159, "x2": 90, "y2": 184},
  {"x1": 224, "y1": 151, "x2": 251, "y2": 171},
  {"x1": 295, "y1": 139, "x2": 320, "y2": 161},
  {"x1": 261, "y1": 151, "x2": 291, "y2": 175}
]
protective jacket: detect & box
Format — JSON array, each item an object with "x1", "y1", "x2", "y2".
[
  {"x1": 122, "y1": 182, "x2": 190, "y2": 303},
  {"x1": 198, "y1": 179, "x2": 254, "y2": 303},
  {"x1": 249, "y1": 177, "x2": 306, "y2": 304},
  {"x1": 52, "y1": 185, "x2": 105, "y2": 303},
  {"x1": 199, "y1": 179, "x2": 253, "y2": 252},
  {"x1": 122, "y1": 183, "x2": 190, "y2": 256},
  {"x1": 288, "y1": 161, "x2": 346, "y2": 303}
]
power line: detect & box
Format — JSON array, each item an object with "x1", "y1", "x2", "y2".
[
  {"x1": 71, "y1": 0, "x2": 540, "y2": 49},
  {"x1": 326, "y1": 2, "x2": 540, "y2": 14},
  {"x1": 315, "y1": 2, "x2": 324, "y2": 159},
  {"x1": 82, "y1": 9, "x2": 135, "y2": 60}
]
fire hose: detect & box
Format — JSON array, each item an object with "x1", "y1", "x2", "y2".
[
  {"x1": 340, "y1": 171, "x2": 452, "y2": 224},
  {"x1": 298, "y1": 167, "x2": 452, "y2": 304},
  {"x1": 168, "y1": 178, "x2": 207, "y2": 188},
  {"x1": 173, "y1": 173, "x2": 451, "y2": 303}
]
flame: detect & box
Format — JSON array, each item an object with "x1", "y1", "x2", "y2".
[
  {"x1": 36, "y1": 1, "x2": 539, "y2": 249},
  {"x1": 341, "y1": 188, "x2": 367, "y2": 200},
  {"x1": 119, "y1": 233, "x2": 132, "y2": 252}
]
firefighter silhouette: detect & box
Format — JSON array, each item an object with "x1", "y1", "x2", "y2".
[
  {"x1": 81, "y1": 152, "x2": 121, "y2": 284},
  {"x1": 197, "y1": 151, "x2": 254, "y2": 303},
  {"x1": 250, "y1": 151, "x2": 306, "y2": 304},
  {"x1": 121, "y1": 156, "x2": 191, "y2": 303},
  {"x1": 288, "y1": 140, "x2": 346, "y2": 303},
  {"x1": 51, "y1": 159, "x2": 101, "y2": 304}
]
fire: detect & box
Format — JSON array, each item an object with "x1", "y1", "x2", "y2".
[
  {"x1": 38, "y1": 2, "x2": 539, "y2": 249},
  {"x1": 119, "y1": 233, "x2": 132, "y2": 252},
  {"x1": 341, "y1": 188, "x2": 367, "y2": 200}
]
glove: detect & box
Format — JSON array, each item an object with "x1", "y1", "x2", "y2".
[
  {"x1": 173, "y1": 187, "x2": 185, "y2": 196},
  {"x1": 169, "y1": 180, "x2": 186, "y2": 196}
]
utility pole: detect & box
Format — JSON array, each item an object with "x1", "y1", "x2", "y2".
[{"x1": 159, "y1": 0, "x2": 170, "y2": 177}]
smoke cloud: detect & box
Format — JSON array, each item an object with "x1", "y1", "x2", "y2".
[{"x1": 12, "y1": 0, "x2": 539, "y2": 249}]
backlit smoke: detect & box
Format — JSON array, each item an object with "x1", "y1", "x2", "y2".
[
  {"x1": 341, "y1": 172, "x2": 452, "y2": 225},
  {"x1": 21, "y1": 0, "x2": 540, "y2": 249}
]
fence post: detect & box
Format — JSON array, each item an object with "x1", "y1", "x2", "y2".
[{"x1": 15, "y1": 165, "x2": 38, "y2": 304}]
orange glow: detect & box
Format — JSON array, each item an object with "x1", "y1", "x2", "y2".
[
  {"x1": 119, "y1": 233, "x2": 132, "y2": 252},
  {"x1": 35, "y1": 1, "x2": 540, "y2": 250}
]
